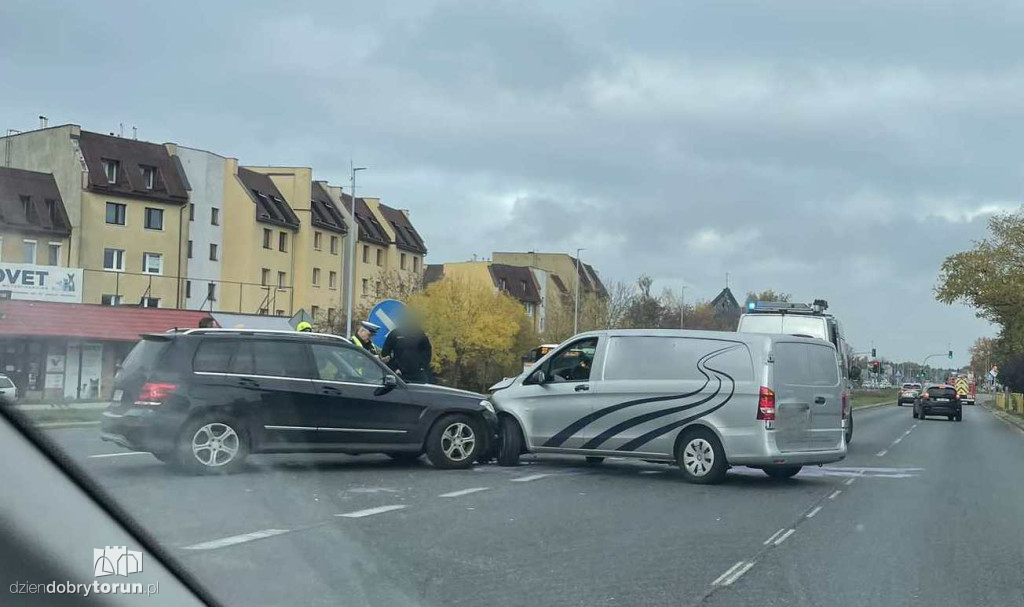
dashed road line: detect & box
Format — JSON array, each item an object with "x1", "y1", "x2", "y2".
[
  {"x1": 892, "y1": 437, "x2": 902, "y2": 445},
  {"x1": 639, "y1": 470, "x2": 665, "y2": 475},
  {"x1": 336, "y1": 505, "x2": 407, "y2": 518},
  {"x1": 510, "y1": 473, "x2": 553, "y2": 482},
  {"x1": 712, "y1": 561, "x2": 747, "y2": 586},
  {"x1": 828, "y1": 490, "x2": 842, "y2": 500},
  {"x1": 773, "y1": 529, "x2": 796, "y2": 546},
  {"x1": 718, "y1": 561, "x2": 755, "y2": 586},
  {"x1": 182, "y1": 529, "x2": 289, "y2": 551},
  {"x1": 763, "y1": 528, "x2": 785, "y2": 545},
  {"x1": 806, "y1": 506, "x2": 823, "y2": 519},
  {"x1": 438, "y1": 487, "x2": 490, "y2": 498},
  {"x1": 88, "y1": 451, "x2": 150, "y2": 459},
  {"x1": 844, "y1": 477, "x2": 857, "y2": 486},
  {"x1": 876, "y1": 449, "x2": 888, "y2": 457}
]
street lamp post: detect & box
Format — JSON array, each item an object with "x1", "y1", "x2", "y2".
[
  {"x1": 345, "y1": 162, "x2": 366, "y2": 339},
  {"x1": 573, "y1": 248, "x2": 585, "y2": 335}
]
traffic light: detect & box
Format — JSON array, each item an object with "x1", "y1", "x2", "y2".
[
  {"x1": 948, "y1": 350, "x2": 953, "y2": 360},
  {"x1": 872, "y1": 361, "x2": 881, "y2": 373},
  {"x1": 871, "y1": 348, "x2": 876, "y2": 358}
]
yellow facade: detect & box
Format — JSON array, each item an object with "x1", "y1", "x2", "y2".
[
  {"x1": 0, "y1": 230, "x2": 69, "y2": 266},
  {"x1": 360, "y1": 197, "x2": 425, "y2": 306},
  {"x1": 80, "y1": 191, "x2": 187, "y2": 307}
]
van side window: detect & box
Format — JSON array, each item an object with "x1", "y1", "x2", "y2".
[
  {"x1": 545, "y1": 338, "x2": 598, "y2": 382},
  {"x1": 193, "y1": 340, "x2": 235, "y2": 373},
  {"x1": 604, "y1": 337, "x2": 753, "y2": 382},
  {"x1": 774, "y1": 343, "x2": 839, "y2": 387}
]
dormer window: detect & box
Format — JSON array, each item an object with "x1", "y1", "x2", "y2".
[
  {"x1": 102, "y1": 159, "x2": 119, "y2": 184},
  {"x1": 140, "y1": 165, "x2": 156, "y2": 190}
]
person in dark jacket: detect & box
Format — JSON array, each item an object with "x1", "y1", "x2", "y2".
[{"x1": 381, "y1": 316, "x2": 433, "y2": 383}]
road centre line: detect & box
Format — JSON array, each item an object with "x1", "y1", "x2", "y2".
[
  {"x1": 844, "y1": 477, "x2": 857, "y2": 486},
  {"x1": 876, "y1": 449, "x2": 888, "y2": 457},
  {"x1": 806, "y1": 506, "x2": 823, "y2": 518},
  {"x1": 712, "y1": 561, "x2": 746, "y2": 586},
  {"x1": 438, "y1": 487, "x2": 490, "y2": 498},
  {"x1": 763, "y1": 528, "x2": 786, "y2": 545},
  {"x1": 88, "y1": 451, "x2": 150, "y2": 459},
  {"x1": 892, "y1": 437, "x2": 903, "y2": 445},
  {"x1": 336, "y1": 505, "x2": 407, "y2": 518},
  {"x1": 828, "y1": 490, "x2": 842, "y2": 500},
  {"x1": 773, "y1": 529, "x2": 796, "y2": 546},
  {"x1": 182, "y1": 529, "x2": 289, "y2": 551},
  {"x1": 719, "y1": 562, "x2": 755, "y2": 586},
  {"x1": 510, "y1": 473, "x2": 553, "y2": 482}
]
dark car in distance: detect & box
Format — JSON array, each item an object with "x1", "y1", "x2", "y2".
[
  {"x1": 913, "y1": 384, "x2": 962, "y2": 422},
  {"x1": 101, "y1": 329, "x2": 498, "y2": 474}
]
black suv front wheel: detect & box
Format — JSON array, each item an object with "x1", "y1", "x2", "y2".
[
  {"x1": 426, "y1": 414, "x2": 482, "y2": 469},
  {"x1": 177, "y1": 415, "x2": 249, "y2": 474}
]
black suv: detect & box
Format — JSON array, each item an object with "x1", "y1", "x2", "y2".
[
  {"x1": 913, "y1": 384, "x2": 962, "y2": 422},
  {"x1": 101, "y1": 329, "x2": 498, "y2": 474}
]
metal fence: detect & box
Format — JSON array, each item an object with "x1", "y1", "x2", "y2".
[{"x1": 994, "y1": 393, "x2": 1024, "y2": 413}]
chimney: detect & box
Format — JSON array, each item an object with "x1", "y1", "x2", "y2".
[
  {"x1": 132, "y1": 126, "x2": 137, "y2": 140},
  {"x1": 119, "y1": 123, "x2": 124, "y2": 137},
  {"x1": 38, "y1": 115, "x2": 47, "y2": 129}
]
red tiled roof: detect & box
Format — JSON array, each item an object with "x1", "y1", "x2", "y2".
[{"x1": 0, "y1": 300, "x2": 212, "y2": 341}]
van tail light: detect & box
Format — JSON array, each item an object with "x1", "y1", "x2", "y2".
[
  {"x1": 757, "y1": 387, "x2": 776, "y2": 421},
  {"x1": 842, "y1": 392, "x2": 849, "y2": 419},
  {"x1": 134, "y1": 382, "x2": 178, "y2": 406}
]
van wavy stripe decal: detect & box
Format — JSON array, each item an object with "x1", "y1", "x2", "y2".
[
  {"x1": 582, "y1": 377, "x2": 722, "y2": 450},
  {"x1": 541, "y1": 345, "x2": 731, "y2": 448},
  {"x1": 615, "y1": 364, "x2": 736, "y2": 452}
]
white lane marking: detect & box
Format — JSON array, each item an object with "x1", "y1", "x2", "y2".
[
  {"x1": 720, "y1": 562, "x2": 755, "y2": 586},
  {"x1": 892, "y1": 437, "x2": 902, "y2": 445},
  {"x1": 806, "y1": 506, "x2": 823, "y2": 519},
  {"x1": 773, "y1": 529, "x2": 796, "y2": 546},
  {"x1": 902, "y1": 430, "x2": 912, "y2": 437},
  {"x1": 876, "y1": 449, "x2": 888, "y2": 457},
  {"x1": 336, "y1": 505, "x2": 407, "y2": 518},
  {"x1": 88, "y1": 451, "x2": 150, "y2": 459},
  {"x1": 763, "y1": 528, "x2": 785, "y2": 545},
  {"x1": 828, "y1": 490, "x2": 842, "y2": 500},
  {"x1": 182, "y1": 529, "x2": 289, "y2": 551},
  {"x1": 712, "y1": 561, "x2": 746, "y2": 586},
  {"x1": 844, "y1": 477, "x2": 857, "y2": 486},
  {"x1": 510, "y1": 474, "x2": 552, "y2": 482},
  {"x1": 639, "y1": 470, "x2": 665, "y2": 475},
  {"x1": 438, "y1": 487, "x2": 490, "y2": 498}
]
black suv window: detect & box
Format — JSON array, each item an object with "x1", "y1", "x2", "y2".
[
  {"x1": 251, "y1": 340, "x2": 312, "y2": 378},
  {"x1": 193, "y1": 340, "x2": 234, "y2": 373}
]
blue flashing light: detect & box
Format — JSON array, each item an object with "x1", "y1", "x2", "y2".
[{"x1": 748, "y1": 302, "x2": 757, "y2": 310}]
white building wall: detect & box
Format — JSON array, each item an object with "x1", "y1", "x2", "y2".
[{"x1": 175, "y1": 146, "x2": 225, "y2": 310}]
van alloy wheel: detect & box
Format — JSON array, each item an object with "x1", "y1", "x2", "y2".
[
  {"x1": 191, "y1": 423, "x2": 240, "y2": 467},
  {"x1": 682, "y1": 437, "x2": 715, "y2": 477}
]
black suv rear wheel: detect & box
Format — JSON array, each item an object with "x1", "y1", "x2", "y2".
[{"x1": 177, "y1": 415, "x2": 249, "y2": 475}]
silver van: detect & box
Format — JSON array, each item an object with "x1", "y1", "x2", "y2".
[{"x1": 489, "y1": 329, "x2": 846, "y2": 484}]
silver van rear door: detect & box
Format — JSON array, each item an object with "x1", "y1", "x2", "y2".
[{"x1": 772, "y1": 341, "x2": 842, "y2": 452}]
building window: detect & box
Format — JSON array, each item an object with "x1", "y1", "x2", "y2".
[
  {"x1": 258, "y1": 307, "x2": 268, "y2": 315},
  {"x1": 413, "y1": 256, "x2": 420, "y2": 272},
  {"x1": 375, "y1": 280, "x2": 381, "y2": 296},
  {"x1": 142, "y1": 252, "x2": 163, "y2": 275},
  {"x1": 207, "y1": 282, "x2": 217, "y2": 301},
  {"x1": 362, "y1": 245, "x2": 369, "y2": 263},
  {"x1": 47, "y1": 242, "x2": 60, "y2": 266},
  {"x1": 144, "y1": 207, "x2": 164, "y2": 230},
  {"x1": 278, "y1": 271, "x2": 286, "y2": 289},
  {"x1": 261, "y1": 268, "x2": 270, "y2": 286},
  {"x1": 22, "y1": 240, "x2": 37, "y2": 264},
  {"x1": 330, "y1": 235, "x2": 338, "y2": 255},
  {"x1": 142, "y1": 297, "x2": 160, "y2": 309},
  {"x1": 211, "y1": 207, "x2": 220, "y2": 226},
  {"x1": 21, "y1": 195, "x2": 36, "y2": 222},
  {"x1": 361, "y1": 278, "x2": 368, "y2": 295},
  {"x1": 376, "y1": 248, "x2": 383, "y2": 266},
  {"x1": 401, "y1": 253, "x2": 407, "y2": 270},
  {"x1": 279, "y1": 231, "x2": 288, "y2": 252},
  {"x1": 101, "y1": 294, "x2": 123, "y2": 306},
  {"x1": 189, "y1": 203, "x2": 195, "y2": 221},
  {"x1": 209, "y1": 243, "x2": 218, "y2": 261},
  {"x1": 103, "y1": 248, "x2": 125, "y2": 271},
  {"x1": 275, "y1": 309, "x2": 285, "y2": 316},
  {"x1": 102, "y1": 159, "x2": 119, "y2": 184},
  {"x1": 187, "y1": 240, "x2": 193, "y2": 259},
  {"x1": 186, "y1": 280, "x2": 192, "y2": 298},
  {"x1": 312, "y1": 268, "x2": 321, "y2": 286},
  {"x1": 311, "y1": 305, "x2": 320, "y2": 318},
  {"x1": 105, "y1": 202, "x2": 126, "y2": 225},
  {"x1": 314, "y1": 231, "x2": 322, "y2": 250},
  {"x1": 141, "y1": 166, "x2": 156, "y2": 190},
  {"x1": 329, "y1": 271, "x2": 337, "y2": 289},
  {"x1": 263, "y1": 228, "x2": 272, "y2": 249},
  {"x1": 525, "y1": 302, "x2": 535, "y2": 316},
  {"x1": 46, "y1": 199, "x2": 58, "y2": 224}
]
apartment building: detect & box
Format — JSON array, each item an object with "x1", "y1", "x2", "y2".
[
  {"x1": 424, "y1": 261, "x2": 552, "y2": 333},
  {"x1": 0, "y1": 166, "x2": 71, "y2": 266},
  {"x1": 1, "y1": 125, "x2": 190, "y2": 307},
  {"x1": 492, "y1": 251, "x2": 607, "y2": 301}
]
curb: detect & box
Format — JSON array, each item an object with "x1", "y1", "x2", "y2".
[
  {"x1": 981, "y1": 402, "x2": 1024, "y2": 433},
  {"x1": 853, "y1": 401, "x2": 894, "y2": 411},
  {"x1": 32, "y1": 421, "x2": 102, "y2": 429}
]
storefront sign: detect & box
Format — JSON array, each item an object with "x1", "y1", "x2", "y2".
[{"x1": 0, "y1": 262, "x2": 82, "y2": 303}]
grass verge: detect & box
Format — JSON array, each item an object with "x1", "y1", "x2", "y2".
[
  {"x1": 13, "y1": 407, "x2": 105, "y2": 425},
  {"x1": 851, "y1": 390, "x2": 894, "y2": 409}
]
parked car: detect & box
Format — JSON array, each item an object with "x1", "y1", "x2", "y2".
[
  {"x1": 897, "y1": 382, "x2": 922, "y2": 406},
  {"x1": 101, "y1": 329, "x2": 498, "y2": 474},
  {"x1": 913, "y1": 384, "x2": 962, "y2": 421},
  {"x1": 490, "y1": 329, "x2": 847, "y2": 484},
  {"x1": 0, "y1": 374, "x2": 17, "y2": 403}
]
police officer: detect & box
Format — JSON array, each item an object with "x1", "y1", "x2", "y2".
[
  {"x1": 381, "y1": 316, "x2": 433, "y2": 383},
  {"x1": 351, "y1": 321, "x2": 382, "y2": 356}
]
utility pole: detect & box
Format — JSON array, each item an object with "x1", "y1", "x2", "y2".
[
  {"x1": 344, "y1": 161, "x2": 366, "y2": 339},
  {"x1": 680, "y1": 285, "x2": 687, "y2": 329},
  {"x1": 573, "y1": 248, "x2": 585, "y2": 335}
]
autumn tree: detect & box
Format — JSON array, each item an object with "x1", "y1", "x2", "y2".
[
  {"x1": 969, "y1": 337, "x2": 995, "y2": 379},
  {"x1": 745, "y1": 290, "x2": 792, "y2": 304}
]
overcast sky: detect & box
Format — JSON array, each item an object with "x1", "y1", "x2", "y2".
[{"x1": 2, "y1": 0, "x2": 1015, "y2": 363}]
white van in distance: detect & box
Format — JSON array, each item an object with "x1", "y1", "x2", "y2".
[{"x1": 489, "y1": 329, "x2": 847, "y2": 484}]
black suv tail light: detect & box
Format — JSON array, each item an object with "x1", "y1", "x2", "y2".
[{"x1": 134, "y1": 382, "x2": 178, "y2": 406}]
